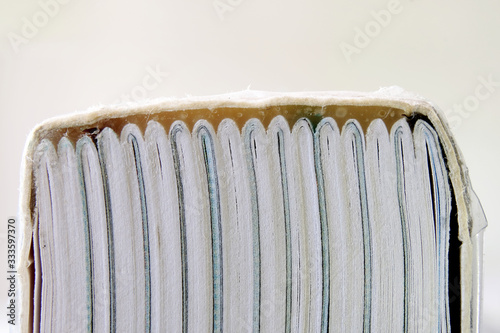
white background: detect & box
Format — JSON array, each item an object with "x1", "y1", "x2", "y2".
[{"x1": 1, "y1": 0, "x2": 499, "y2": 331}]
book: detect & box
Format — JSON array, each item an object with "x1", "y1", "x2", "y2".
[{"x1": 17, "y1": 88, "x2": 487, "y2": 332}]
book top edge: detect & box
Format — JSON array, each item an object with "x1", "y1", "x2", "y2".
[{"x1": 29, "y1": 87, "x2": 433, "y2": 135}]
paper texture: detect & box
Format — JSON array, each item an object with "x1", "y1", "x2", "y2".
[{"x1": 18, "y1": 88, "x2": 485, "y2": 333}]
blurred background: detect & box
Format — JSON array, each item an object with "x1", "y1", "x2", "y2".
[{"x1": 1, "y1": 0, "x2": 499, "y2": 331}]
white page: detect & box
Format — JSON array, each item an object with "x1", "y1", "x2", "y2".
[
  {"x1": 97, "y1": 128, "x2": 140, "y2": 332},
  {"x1": 77, "y1": 136, "x2": 110, "y2": 333},
  {"x1": 120, "y1": 125, "x2": 151, "y2": 332},
  {"x1": 365, "y1": 119, "x2": 404, "y2": 332},
  {"x1": 243, "y1": 118, "x2": 284, "y2": 332},
  {"x1": 145, "y1": 121, "x2": 183, "y2": 332},
  {"x1": 314, "y1": 117, "x2": 349, "y2": 333},
  {"x1": 340, "y1": 120, "x2": 368, "y2": 333},
  {"x1": 217, "y1": 119, "x2": 254, "y2": 332},
  {"x1": 58, "y1": 138, "x2": 91, "y2": 332},
  {"x1": 391, "y1": 119, "x2": 426, "y2": 333},
  {"x1": 266, "y1": 116, "x2": 292, "y2": 333},
  {"x1": 170, "y1": 121, "x2": 213, "y2": 333},
  {"x1": 291, "y1": 118, "x2": 323, "y2": 332},
  {"x1": 193, "y1": 120, "x2": 224, "y2": 333}
]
